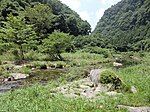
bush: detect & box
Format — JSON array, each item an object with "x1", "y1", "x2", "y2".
[
  {"x1": 100, "y1": 70, "x2": 121, "y2": 85},
  {"x1": 100, "y1": 70, "x2": 130, "y2": 92},
  {"x1": 41, "y1": 31, "x2": 72, "y2": 61},
  {"x1": 115, "y1": 53, "x2": 141, "y2": 66},
  {"x1": 81, "y1": 47, "x2": 112, "y2": 58},
  {"x1": 40, "y1": 64, "x2": 47, "y2": 69},
  {"x1": 31, "y1": 61, "x2": 47, "y2": 69},
  {"x1": 55, "y1": 62, "x2": 66, "y2": 69},
  {"x1": 25, "y1": 51, "x2": 47, "y2": 61}
]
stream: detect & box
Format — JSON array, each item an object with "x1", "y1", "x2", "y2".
[{"x1": 0, "y1": 69, "x2": 65, "y2": 94}]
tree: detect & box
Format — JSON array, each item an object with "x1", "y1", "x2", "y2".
[
  {"x1": 24, "y1": 3, "x2": 56, "y2": 38},
  {"x1": 0, "y1": 14, "x2": 37, "y2": 61},
  {"x1": 41, "y1": 31, "x2": 72, "y2": 61}
]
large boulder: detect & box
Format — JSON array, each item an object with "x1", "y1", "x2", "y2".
[{"x1": 89, "y1": 69, "x2": 101, "y2": 85}]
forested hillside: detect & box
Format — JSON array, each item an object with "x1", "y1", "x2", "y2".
[
  {"x1": 93, "y1": 0, "x2": 150, "y2": 52},
  {"x1": 0, "y1": 0, "x2": 91, "y2": 60},
  {"x1": 0, "y1": 0, "x2": 150, "y2": 111},
  {"x1": 0, "y1": 0, "x2": 91, "y2": 36}
]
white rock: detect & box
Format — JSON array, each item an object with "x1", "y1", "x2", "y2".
[
  {"x1": 113, "y1": 62, "x2": 123, "y2": 67},
  {"x1": 131, "y1": 86, "x2": 137, "y2": 93},
  {"x1": 10, "y1": 73, "x2": 29, "y2": 80},
  {"x1": 106, "y1": 91, "x2": 122, "y2": 96}
]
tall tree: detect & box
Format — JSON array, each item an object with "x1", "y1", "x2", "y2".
[{"x1": 0, "y1": 14, "x2": 37, "y2": 60}]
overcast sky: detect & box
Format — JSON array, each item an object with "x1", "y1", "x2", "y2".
[{"x1": 60, "y1": 0, "x2": 121, "y2": 30}]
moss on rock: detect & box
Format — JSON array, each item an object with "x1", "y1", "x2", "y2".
[{"x1": 100, "y1": 70, "x2": 131, "y2": 92}]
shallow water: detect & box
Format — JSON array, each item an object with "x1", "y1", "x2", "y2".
[{"x1": 0, "y1": 69, "x2": 65, "y2": 93}]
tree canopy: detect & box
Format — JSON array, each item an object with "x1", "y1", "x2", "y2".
[
  {"x1": 0, "y1": 0, "x2": 91, "y2": 37},
  {"x1": 93, "y1": 0, "x2": 150, "y2": 51}
]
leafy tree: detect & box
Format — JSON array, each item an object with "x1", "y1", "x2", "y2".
[
  {"x1": 24, "y1": 3, "x2": 55, "y2": 37},
  {"x1": 0, "y1": 14, "x2": 37, "y2": 60},
  {"x1": 41, "y1": 31, "x2": 72, "y2": 61}
]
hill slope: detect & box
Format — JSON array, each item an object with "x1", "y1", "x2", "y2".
[
  {"x1": 93, "y1": 0, "x2": 150, "y2": 51},
  {"x1": 0, "y1": 0, "x2": 91, "y2": 36}
]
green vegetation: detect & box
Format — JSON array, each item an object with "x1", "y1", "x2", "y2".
[
  {"x1": 41, "y1": 31, "x2": 72, "y2": 61},
  {"x1": 93, "y1": 0, "x2": 150, "y2": 52},
  {"x1": 0, "y1": 52, "x2": 149, "y2": 111},
  {"x1": 0, "y1": 0, "x2": 149, "y2": 111},
  {"x1": 100, "y1": 69, "x2": 131, "y2": 92}
]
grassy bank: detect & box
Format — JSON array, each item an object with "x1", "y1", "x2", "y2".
[{"x1": 0, "y1": 51, "x2": 150, "y2": 111}]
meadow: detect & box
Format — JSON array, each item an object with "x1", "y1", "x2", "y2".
[{"x1": 0, "y1": 50, "x2": 149, "y2": 112}]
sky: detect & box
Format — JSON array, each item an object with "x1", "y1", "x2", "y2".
[{"x1": 60, "y1": 0, "x2": 121, "y2": 30}]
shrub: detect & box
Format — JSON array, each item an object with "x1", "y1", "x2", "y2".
[
  {"x1": 55, "y1": 62, "x2": 67, "y2": 69},
  {"x1": 115, "y1": 53, "x2": 141, "y2": 66},
  {"x1": 100, "y1": 70, "x2": 121, "y2": 85},
  {"x1": 19, "y1": 67, "x2": 31, "y2": 74},
  {"x1": 25, "y1": 51, "x2": 47, "y2": 61},
  {"x1": 100, "y1": 70, "x2": 130, "y2": 92},
  {"x1": 81, "y1": 47, "x2": 112, "y2": 58},
  {"x1": 40, "y1": 64, "x2": 47, "y2": 69},
  {"x1": 40, "y1": 31, "x2": 72, "y2": 61}
]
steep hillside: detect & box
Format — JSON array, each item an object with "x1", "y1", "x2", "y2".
[
  {"x1": 0, "y1": 0, "x2": 91, "y2": 36},
  {"x1": 93, "y1": 0, "x2": 150, "y2": 51}
]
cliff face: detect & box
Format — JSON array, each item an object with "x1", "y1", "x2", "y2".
[{"x1": 93, "y1": 0, "x2": 150, "y2": 51}]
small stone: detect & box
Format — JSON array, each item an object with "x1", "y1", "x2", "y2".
[
  {"x1": 131, "y1": 86, "x2": 137, "y2": 93},
  {"x1": 80, "y1": 85, "x2": 90, "y2": 89},
  {"x1": 4, "y1": 78, "x2": 8, "y2": 82},
  {"x1": 10, "y1": 73, "x2": 29, "y2": 80},
  {"x1": 14, "y1": 65, "x2": 23, "y2": 69},
  {"x1": 106, "y1": 91, "x2": 122, "y2": 96}
]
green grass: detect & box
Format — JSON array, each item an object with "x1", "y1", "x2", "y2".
[
  {"x1": 0, "y1": 84, "x2": 127, "y2": 112},
  {"x1": 0, "y1": 51, "x2": 149, "y2": 111}
]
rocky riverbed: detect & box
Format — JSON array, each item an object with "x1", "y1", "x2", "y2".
[{"x1": 0, "y1": 69, "x2": 65, "y2": 93}]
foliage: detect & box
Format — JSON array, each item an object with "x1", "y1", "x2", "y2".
[
  {"x1": 115, "y1": 52, "x2": 142, "y2": 66},
  {"x1": 73, "y1": 34, "x2": 107, "y2": 49},
  {"x1": 24, "y1": 3, "x2": 56, "y2": 38},
  {"x1": 40, "y1": 31, "x2": 72, "y2": 61},
  {"x1": 0, "y1": 0, "x2": 91, "y2": 37},
  {"x1": 0, "y1": 14, "x2": 37, "y2": 61},
  {"x1": 100, "y1": 70, "x2": 121, "y2": 85},
  {"x1": 100, "y1": 70, "x2": 130, "y2": 92},
  {"x1": 93, "y1": 0, "x2": 150, "y2": 51},
  {"x1": 81, "y1": 47, "x2": 112, "y2": 58}
]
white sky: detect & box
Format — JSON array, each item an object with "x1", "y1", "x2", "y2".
[{"x1": 60, "y1": 0, "x2": 121, "y2": 30}]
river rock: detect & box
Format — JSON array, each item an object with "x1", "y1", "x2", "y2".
[
  {"x1": 14, "y1": 65, "x2": 23, "y2": 69},
  {"x1": 10, "y1": 73, "x2": 29, "y2": 80},
  {"x1": 89, "y1": 69, "x2": 101, "y2": 85},
  {"x1": 117, "y1": 105, "x2": 150, "y2": 112},
  {"x1": 131, "y1": 86, "x2": 137, "y2": 93},
  {"x1": 106, "y1": 91, "x2": 122, "y2": 96}
]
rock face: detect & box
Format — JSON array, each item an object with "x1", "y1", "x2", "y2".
[
  {"x1": 10, "y1": 73, "x2": 29, "y2": 80},
  {"x1": 117, "y1": 105, "x2": 150, "y2": 112}
]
